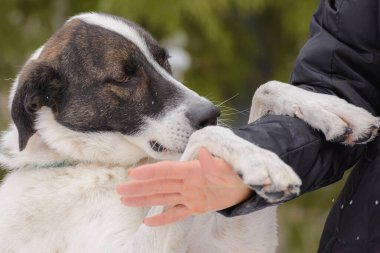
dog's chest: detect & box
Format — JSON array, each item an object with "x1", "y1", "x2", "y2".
[{"x1": 0, "y1": 165, "x2": 149, "y2": 253}]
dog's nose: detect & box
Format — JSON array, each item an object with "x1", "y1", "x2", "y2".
[{"x1": 186, "y1": 101, "x2": 220, "y2": 130}]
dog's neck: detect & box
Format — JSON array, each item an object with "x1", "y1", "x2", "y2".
[
  {"x1": 0, "y1": 125, "x2": 66, "y2": 170},
  {"x1": 0, "y1": 109, "x2": 153, "y2": 170}
]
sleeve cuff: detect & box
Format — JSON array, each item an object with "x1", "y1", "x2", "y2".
[{"x1": 218, "y1": 192, "x2": 280, "y2": 217}]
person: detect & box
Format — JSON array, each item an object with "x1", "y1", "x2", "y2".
[{"x1": 116, "y1": 0, "x2": 380, "y2": 252}]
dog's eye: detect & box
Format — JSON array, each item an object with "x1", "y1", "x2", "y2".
[
  {"x1": 107, "y1": 63, "x2": 139, "y2": 86},
  {"x1": 123, "y1": 61, "x2": 138, "y2": 76},
  {"x1": 115, "y1": 76, "x2": 130, "y2": 84},
  {"x1": 106, "y1": 74, "x2": 134, "y2": 87}
]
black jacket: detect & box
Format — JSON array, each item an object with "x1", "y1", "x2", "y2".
[{"x1": 221, "y1": 0, "x2": 380, "y2": 252}]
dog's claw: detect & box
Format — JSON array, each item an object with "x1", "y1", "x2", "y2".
[
  {"x1": 354, "y1": 134, "x2": 373, "y2": 144},
  {"x1": 331, "y1": 127, "x2": 353, "y2": 143},
  {"x1": 287, "y1": 184, "x2": 295, "y2": 192},
  {"x1": 265, "y1": 191, "x2": 285, "y2": 200},
  {"x1": 281, "y1": 192, "x2": 298, "y2": 202},
  {"x1": 249, "y1": 183, "x2": 300, "y2": 203},
  {"x1": 331, "y1": 125, "x2": 379, "y2": 145},
  {"x1": 331, "y1": 135, "x2": 347, "y2": 143},
  {"x1": 351, "y1": 124, "x2": 379, "y2": 144},
  {"x1": 249, "y1": 185, "x2": 264, "y2": 192}
]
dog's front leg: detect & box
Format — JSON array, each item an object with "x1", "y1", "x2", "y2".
[
  {"x1": 181, "y1": 126, "x2": 301, "y2": 203},
  {"x1": 124, "y1": 206, "x2": 192, "y2": 253},
  {"x1": 251, "y1": 81, "x2": 380, "y2": 145}
]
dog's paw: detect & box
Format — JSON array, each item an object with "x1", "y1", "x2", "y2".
[
  {"x1": 235, "y1": 147, "x2": 301, "y2": 203},
  {"x1": 181, "y1": 126, "x2": 302, "y2": 203},
  {"x1": 251, "y1": 81, "x2": 380, "y2": 145}
]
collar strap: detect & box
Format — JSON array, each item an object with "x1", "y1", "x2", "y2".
[{"x1": 29, "y1": 160, "x2": 79, "y2": 169}]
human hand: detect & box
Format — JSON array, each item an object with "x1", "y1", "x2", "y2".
[{"x1": 116, "y1": 147, "x2": 252, "y2": 226}]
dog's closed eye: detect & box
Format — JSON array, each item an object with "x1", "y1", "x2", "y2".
[
  {"x1": 114, "y1": 76, "x2": 131, "y2": 84},
  {"x1": 123, "y1": 61, "x2": 139, "y2": 76},
  {"x1": 106, "y1": 75, "x2": 140, "y2": 88}
]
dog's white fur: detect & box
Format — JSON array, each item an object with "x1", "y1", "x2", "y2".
[{"x1": 0, "y1": 12, "x2": 377, "y2": 253}]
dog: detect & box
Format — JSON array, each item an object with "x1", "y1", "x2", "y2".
[{"x1": 0, "y1": 13, "x2": 378, "y2": 253}]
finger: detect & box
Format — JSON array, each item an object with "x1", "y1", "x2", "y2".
[
  {"x1": 198, "y1": 147, "x2": 214, "y2": 167},
  {"x1": 116, "y1": 179, "x2": 183, "y2": 196},
  {"x1": 198, "y1": 147, "x2": 232, "y2": 173},
  {"x1": 128, "y1": 161, "x2": 196, "y2": 180},
  {"x1": 121, "y1": 193, "x2": 183, "y2": 207},
  {"x1": 143, "y1": 204, "x2": 192, "y2": 226}
]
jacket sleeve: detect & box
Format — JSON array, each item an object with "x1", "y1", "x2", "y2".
[{"x1": 220, "y1": 0, "x2": 380, "y2": 217}]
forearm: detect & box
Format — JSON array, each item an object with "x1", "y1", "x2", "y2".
[{"x1": 219, "y1": 115, "x2": 365, "y2": 217}]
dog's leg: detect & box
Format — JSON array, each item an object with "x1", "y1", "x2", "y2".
[
  {"x1": 124, "y1": 206, "x2": 192, "y2": 253},
  {"x1": 181, "y1": 126, "x2": 302, "y2": 203},
  {"x1": 250, "y1": 81, "x2": 380, "y2": 145}
]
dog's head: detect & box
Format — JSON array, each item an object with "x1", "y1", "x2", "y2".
[{"x1": 10, "y1": 13, "x2": 219, "y2": 164}]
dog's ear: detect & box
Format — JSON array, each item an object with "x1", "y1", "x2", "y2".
[{"x1": 11, "y1": 61, "x2": 62, "y2": 151}]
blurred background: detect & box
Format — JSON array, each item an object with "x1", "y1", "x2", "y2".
[{"x1": 0, "y1": 0, "x2": 349, "y2": 252}]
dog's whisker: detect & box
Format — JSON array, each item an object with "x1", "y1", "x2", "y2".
[
  {"x1": 219, "y1": 118, "x2": 235, "y2": 123},
  {"x1": 220, "y1": 106, "x2": 250, "y2": 112},
  {"x1": 218, "y1": 121, "x2": 234, "y2": 126},
  {"x1": 220, "y1": 112, "x2": 238, "y2": 116},
  {"x1": 220, "y1": 107, "x2": 250, "y2": 113},
  {"x1": 216, "y1": 94, "x2": 239, "y2": 107},
  {"x1": 218, "y1": 117, "x2": 234, "y2": 121},
  {"x1": 217, "y1": 105, "x2": 237, "y2": 110},
  {"x1": 218, "y1": 108, "x2": 238, "y2": 114},
  {"x1": 217, "y1": 119, "x2": 232, "y2": 128},
  {"x1": 220, "y1": 112, "x2": 248, "y2": 117},
  {"x1": 203, "y1": 95, "x2": 219, "y2": 105}
]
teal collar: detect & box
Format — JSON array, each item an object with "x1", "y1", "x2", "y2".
[{"x1": 29, "y1": 160, "x2": 79, "y2": 169}]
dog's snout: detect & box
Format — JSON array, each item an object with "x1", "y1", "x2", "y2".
[{"x1": 186, "y1": 102, "x2": 220, "y2": 130}]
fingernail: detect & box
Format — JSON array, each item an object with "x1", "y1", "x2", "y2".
[{"x1": 143, "y1": 219, "x2": 150, "y2": 226}]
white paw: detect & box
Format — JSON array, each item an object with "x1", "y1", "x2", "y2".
[
  {"x1": 181, "y1": 126, "x2": 302, "y2": 203},
  {"x1": 251, "y1": 81, "x2": 380, "y2": 145}
]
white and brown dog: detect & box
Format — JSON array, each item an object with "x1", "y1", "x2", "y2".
[{"x1": 0, "y1": 13, "x2": 378, "y2": 253}]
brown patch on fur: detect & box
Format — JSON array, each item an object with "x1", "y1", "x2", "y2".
[
  {"x1": 16, "y1": 60, "x2": 38, "y2": 90},
  {"x1": 15, "y1": 20, "x2": 76, "y2": 99},
  {"x1": 39, "y1": 19, "x2": 82, "y2": 63}
]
